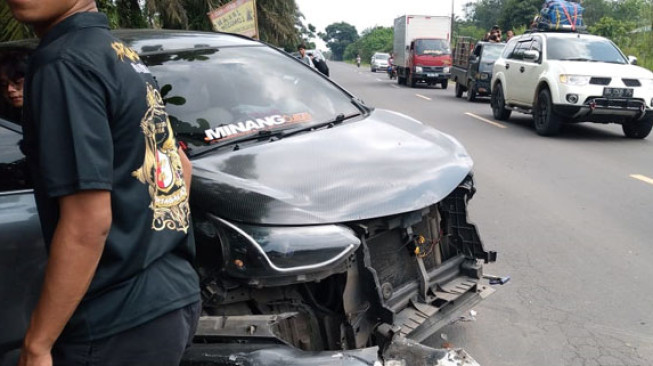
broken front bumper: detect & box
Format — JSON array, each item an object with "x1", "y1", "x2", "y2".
[{"x1": 181, "y1": 337, "x2": 480, "y2": 366}]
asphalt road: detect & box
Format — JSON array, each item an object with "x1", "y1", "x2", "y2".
[{"x1": 328, "y1": 61, "x2": 653, "y2": 366}]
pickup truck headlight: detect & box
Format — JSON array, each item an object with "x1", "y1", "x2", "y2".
[
  {"x1": 559, "y1": 74, "x2": 591, "y2": 86},
  {"x1": 210, "y1": 215, "x2": 360, "y2": 280},
  {"x1": 415, "y1": 66, "x2": 423, "y2": 73},
  {"x1": 443, "y1": 67, "x2": 450, "y2": 74},
  {"x1": 479, "y1": 72, "x2": 490, "y2": 80}
]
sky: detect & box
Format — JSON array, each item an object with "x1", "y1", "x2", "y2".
[{"x1": 295, "y1": 0, "x2": 478, "y2": 50}]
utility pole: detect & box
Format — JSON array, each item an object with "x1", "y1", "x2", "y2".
[{"x1": 451, "y1": 0, "x2": 455, "y2": 40}]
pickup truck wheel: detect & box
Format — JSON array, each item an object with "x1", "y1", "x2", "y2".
[
  {"x1": 455, "y1": 82, "x2": 463, "y2": 98},
  {"x1": 466, "y1": 82, "x2": 476, "y2": 102},
  {"x1": 441, "y1": 80, "x2": 448, "y2": 89},
  {"x1": 371, "y1": 67, "x2": 376, "y2": 72},
  {"x1": 491, "y1": 83, "x2": 511, "y2": 120},
  {"x1": 622, "y1": 119, "x2": 653, "y2": 139},
  {"x1": 533, "y1": 88, "x2": 562, "y2": 136}
]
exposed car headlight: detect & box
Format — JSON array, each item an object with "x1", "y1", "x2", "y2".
[
  {"x1": 210, "y1": 215, "x2": 360, "y2": 280},
  {"x1": 415, "y1": 66, "x2": 423, "y2": 73},
  {"x1": 479, "y1": 72, "x2": 490, "y2": 80},
  {"x1": 443, "y1": 67, "x2": 450, "y2": 73},
  {"x1": 559, "y1": 74, "x2": 591, "y2": 86}
]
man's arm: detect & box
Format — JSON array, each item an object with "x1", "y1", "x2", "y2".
[
  {"x1": 179, "y1": 146, "x2": 192, "y2": 190},
  {"x1": 20, "y1": 190, "x2": 111, "y2": 366}
]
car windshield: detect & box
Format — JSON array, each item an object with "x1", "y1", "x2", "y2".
[
  {"x1": 143, "y1": 46, "x2": 360, "y2": 155},
  {"x1": 375, "y1": 54, "x2": 389, "y2": 60},
  {"x1": 547, "y1": 37, "x2": 628, "y2": 64},
  {"x1": 415, "y1": 39, "x2": 451, "y2": 56},
  {"x1": 480, "y1": 44, "x2": 505, "y2": 62}
]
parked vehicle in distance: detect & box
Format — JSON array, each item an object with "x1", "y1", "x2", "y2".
[
  {"x1": 491, "y1": 30, "x2": 653, "y2": 138},
  {"x1": 393, "y1": 15, "x2": 452, "y2": 89},
  {"x1": 370, "y1": 52, "x2": 390, "y2": 72},
  {"x1": 1, "y1": 30, "x2": 499, "y2": 366},
  {"x1": 451, "y1": 38, "x2": 505, "y2": 102}
]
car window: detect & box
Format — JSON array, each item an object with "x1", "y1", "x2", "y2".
[
  {"x1": 510, "y1": 39, "x2": 532, "y2": 60},
  {"x1": 415, "y1": 39, "x2": 451, "y2": 56},
  {"x1": 374, "y1": 54, "x2": 389, "y2": 60},
  {"x1": 0, "y1": 120, "x2": 31, "y2": 192},
  {"x1": 142, "y1": 46, "x2": 360, "y2": 155},
  {"x1": 547, "y1": 37, "x2": 628, "y2": 64},
  {"x1": 502, "y1": 38, "x2": 518, "y2": 59}
]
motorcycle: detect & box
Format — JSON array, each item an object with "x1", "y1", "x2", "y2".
[{"x1": 387, "y1": 64, "x2": 397, "y2": 80}]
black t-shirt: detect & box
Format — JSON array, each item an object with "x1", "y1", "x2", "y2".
[{"x1": 22, "y1": 12, "x2": 199, "y2": 341}]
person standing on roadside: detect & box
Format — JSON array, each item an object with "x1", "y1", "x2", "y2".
[
  {"x1": 356, "y1": 54, "x2": 361, "y2": 68},
  {"x1": 506, "y1": 30, "x2": 515, "y2": 41},
  {"x1": 0, "y1": 51, "x2": 28, "y2": 122},
  {"x1": 297, "y1": 43, "x2": 312, "y2": 66},
  {"x1": 5, "y1": 1, "x2": 201, "y2": 366}
]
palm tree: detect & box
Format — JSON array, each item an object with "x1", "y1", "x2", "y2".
[{"x1": 0, "y1": 2, "x2": 34, "y2": 42}]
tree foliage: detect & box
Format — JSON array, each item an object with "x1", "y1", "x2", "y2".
[
  {"x1": 320, "y1": 22, "x2": 359, "y2": 61},
  {"x1": 343, "y1": 26, "x2": 393, "y2": 62}
]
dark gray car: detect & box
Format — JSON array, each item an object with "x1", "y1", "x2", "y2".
[{"x1": 0, "y1": 30, "x2": 500, "y2": 366}]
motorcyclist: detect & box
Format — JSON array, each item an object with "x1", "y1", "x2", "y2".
[
  {"x1": 356, "y1": 54, "x2": 361, "y2": 68},
  {"x1": 387, "y1": 53, "x2": 396, "y2": 79}
]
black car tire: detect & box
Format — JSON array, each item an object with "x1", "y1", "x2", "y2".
[
  {"x1": 441, "y1": 80, "x2": 448, "y2": 89},
  {"x1": 491, "y1": 83, "x2": 511, "y2": 121},
  {"x1": 408, "y1": 72, "x2": 416, "y2": 88},
  {"x1": 455, "y1": 82, "x2": 463, "y2": 98},
  {"x1": 622, "y1": 119, "x2": 653, "y2": 139},
  {"x1": 371, "y1": 67, "x2": 376, "y2": 72},
  {"x1": 466, "y1": 81, "x2": 476, "y2": 102},
  {"x1": 533, "y1": 88, "x2": 563, "y2": 136}
]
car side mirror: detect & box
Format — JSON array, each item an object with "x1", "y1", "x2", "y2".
[
  {"x1": 628, "y1": 55, "x2": 638, "y2": 65},
  {"x1": 523, "y1": 50, "x2": 539, "y2": 61}
]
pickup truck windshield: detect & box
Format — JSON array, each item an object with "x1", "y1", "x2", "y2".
[
  {"x1": 142, "y1": 46, "x2": 360, "y2": 153},
  {"x1": 415, "y1": 39, "x2": 451, "y2": 56},
  {"x1": 480, "y1": 44, "x2": 505, "y2": 62},
  {"x1": 547, "y1": 37, "x2": 628, "y2": 64}
]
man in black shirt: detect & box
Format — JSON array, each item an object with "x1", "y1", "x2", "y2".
[{"x1": 6, "y1": 1, "x2": 201, "y2": 365}]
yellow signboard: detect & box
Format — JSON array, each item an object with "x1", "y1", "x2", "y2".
[{"x1": 208, "y1": 0, "x2": 259, "y2": 39}]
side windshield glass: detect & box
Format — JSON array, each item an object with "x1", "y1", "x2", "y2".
[
  {"x1": 415, "y1": 39, "x2": 451, "y2": 56},
  {"x1": 547, "y1": 37, "x2": 628, "y2": 64},
  {"x1": 0, "y1": 123, "x2": 30, "y2": 191},
  {"x1": 143, "y1": 46, "x2": 360, "y2": 154},
  {"x1": 481, "y1": 44, "x2": 505, "y2": 62}
]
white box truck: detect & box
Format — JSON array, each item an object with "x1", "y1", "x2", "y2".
[{"x1": 393, "y1": 15, "x2": 452, "y2": 88}]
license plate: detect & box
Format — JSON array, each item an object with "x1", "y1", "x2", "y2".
[
  {"x1": 603, "y1": 87, "x2": 633, "y2": 98},
  {"x1": 426, "y1": 73, "x2": 438, "y2": 78}
]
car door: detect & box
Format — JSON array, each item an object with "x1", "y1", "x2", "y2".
[
  {"x1": 503, "y1": 37, "x2": 532, "y2": 104},
  {"x1": 0, "y1": 119, "x2": 46, "y2": 366},
  {"x1": 515, "y1": 36, "x2": 544, "y2": 106}
]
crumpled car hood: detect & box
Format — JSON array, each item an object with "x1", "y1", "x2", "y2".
[{"x1": 191, "y1": 109, "x2": 473, "y2": 225}]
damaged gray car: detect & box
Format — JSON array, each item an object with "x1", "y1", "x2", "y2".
[{"x1": 0, "y1": 30, "x2": 500, "y2": 366}]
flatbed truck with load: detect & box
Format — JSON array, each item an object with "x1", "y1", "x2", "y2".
[{"x1": 393, "y1": 15, "x2": 452, "y2": 89}]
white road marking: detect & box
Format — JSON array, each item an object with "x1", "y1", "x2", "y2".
[
  {"x1": 416, "y1": 94, "x2": 431, "y2": 101},
  {"x1": 630, "y1": 174, "x2": 653, "y2": 186},
  {"x1": 464, "y1": 112, "x2": 507, "y2": 129}
]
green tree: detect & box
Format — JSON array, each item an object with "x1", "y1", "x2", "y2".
[
  {"x1": 589, "y1": 16, "x2": 635, "y2": 45},
  {"x1": 467, "y1": 0, "x2": 505, "y2": 31},
  {"x1": 321, "y1": 22, "x2": 359, "y2": 61},
  {"x1": 343, "y1": 26, "x2": 393, "y2": 62},
  {"x1": 498, "y1": 0, "x2": 540, "y2": 31}
]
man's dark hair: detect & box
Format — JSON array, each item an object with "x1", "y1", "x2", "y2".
[
  {"x1": 297, "y1": 43, "x2": 306, "y2": 51},
  {"x1": 0, "y1": 51, "x2": 28, "y2": 81}
]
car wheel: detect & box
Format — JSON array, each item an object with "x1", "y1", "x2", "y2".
[
  {"x1": 441, "y1": 80, "x2": 448, "y2": 89},
  {"x1": 491, "y1": 83, "x2": 511, "y2": 121},
  {"x1": 622, "y1": 119, "x2": 653, "y2": 139},
  {"x1": 455, "y1": 82, "x2": 463, "y2": 98},
  {"x1": 466, "y1": 81, "x2": 476, "y2": 102},
  {"x1": 533, "y1": 88, "x2": 563, "y2": 136},
  {"x1": 371, "y1": 67, "x2": 376, "y2": 72}
]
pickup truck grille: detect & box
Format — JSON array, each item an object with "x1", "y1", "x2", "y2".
[
  {"x1": 589, "y1": 77, "x2": 611, "y2": 85},
  {"x1": 622, "y1": 79, "x2": 641, "y2": 87}
]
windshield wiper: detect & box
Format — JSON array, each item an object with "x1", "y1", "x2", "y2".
[{"x1": 277, "y1": 112, "x2": 362, "y2": 140}]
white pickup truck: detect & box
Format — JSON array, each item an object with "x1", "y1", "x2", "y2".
[{"x1": 490, "y1": 31, "x2": 653, "y2": 138}]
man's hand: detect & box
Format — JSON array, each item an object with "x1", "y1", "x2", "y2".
[
  {"x1": 20, "y1": 190, "x2": 111, "y2": 365},
  {"x1": 17, "y1": 349, "x2": 52, "y2": 366}
]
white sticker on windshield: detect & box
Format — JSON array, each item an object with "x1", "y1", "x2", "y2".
[{"x1": 204, "y1": 113, "x2": 313, "y2": 143}]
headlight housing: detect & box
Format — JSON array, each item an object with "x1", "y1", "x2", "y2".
[
  {"x1": 559, "y1": 74, "x2": 591, "y2": 86},
  {"x1": 210, "y1": 215, "x2": 360, "y2": 284},
  {"x1": 443, "y1": 67, "x2": 450, "y2": 74},
  {"x1": 479, "y1": 72, "x2": 490, "y2": 80},
  {"x1": 415, "y1": 66, "x2": 423, "y2": 73}
]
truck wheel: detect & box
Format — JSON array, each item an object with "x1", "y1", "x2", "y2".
[
  {"x1": 408, "y1": 72, "x2": 416, "y2": 88},
  {"x1": 491, "y1": 83, "x2": 511, "y2": 121},
  {"x1": 398, "y1": 75, "x2": 405, "y2": 85},
  {"x1": 533, "y1": 88, "x2": 563, "y2": 136},
  {"x1": 455, "y1": 82, "x2": 463, "y2": 98},
  {"x1": 441, "y1": 80, "x2": 448, "y2": 89},
  {"x1": 466, "y1": 81, "x2": 476, "y2": 102},
  {"x1": 622, "y1": 119, "x2": 653, "y2": 139},
  {"x1": 371, "y1": 67, "x2": 376, "y2": 72}
]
